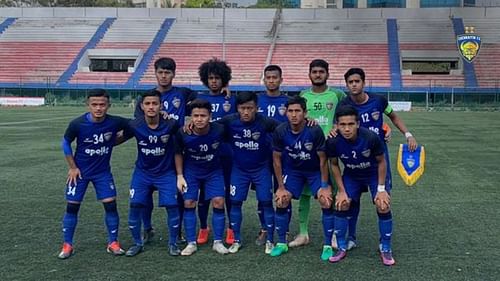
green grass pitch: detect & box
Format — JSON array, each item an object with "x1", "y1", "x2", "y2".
[{"x1": 0, "y1": 106, "x2": 499, "y2": 280}]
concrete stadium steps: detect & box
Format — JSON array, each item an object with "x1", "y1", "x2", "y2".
[
  {"x1": 100, "y1": 19, "x2": 164, "y2": 43},
  {"x1": 166, "y1": 18, "x2": 272, "y2": 43},
  {"x1": 0, "y1": 42, "x2": 84, "y2": 83},
  {"x1": 400, "y1": 43, "x2": 457, "y2": 51},
  {"x1": 141, "y1": 43, "x2": 268, "y2": 85},
  {"x1": 69, "y1": 42, "x2": 150, "y2": 85},
  {"x1": 70, "y1": 72, "x2": 132, "y2": 85},
  {"x1": 474, "y1": 44, "x2": 500, "y2": 88},
  {"x1": 402, "y1": 75, "x2": 465, "y2": 88},
  {"x1": 270, "y1": 43, "x2": 391, "y2": 87},
  {"x1": 462, "y1": 19, "x2": 500, "y2": 43},
  {"x1": 397, "y1": 19, "x2": 455, "y2": 44},
  {"x1": 96, "y1": 42, "x2": 151, "y2": 50},
  {"x1": 278, "y1": 19, "x2": 387, "y2": 43},
  {"x1": 400, "y1": 43, "x2": 465, "y2": 88},
  {"x1": 0, "y1": 18, "x2": 103, "y2": 42}
]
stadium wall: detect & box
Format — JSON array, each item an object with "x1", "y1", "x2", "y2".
[{"x1": 1, "y1": 7, "x2": 500, "y2": 20}]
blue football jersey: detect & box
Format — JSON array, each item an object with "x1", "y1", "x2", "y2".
[
  {"x1": 257, "y1": 92, "x2": 289, "y2": 123},
  {"x1": 338, "y1": 93, "x2": 392, "y2": 141},
  {"x1": 123, "y1": 118, "x2": 179, "y2": 177},
  {"x1": 273, "y1": 123, "x2": 325, "y2": 171},
  {"x1": 197, "y1": 92, "x2": 236, "y2": 121},
  {"x1": 326, "y1": 127, "x2": 384, "y2": 179},
  {"x1": 63, "y1": 113, "x2": 128, "y2": 178},
  {"x1": 175, "y1": 122, "x2": 225, "y2": 174},
  {"x1": 219, "y1": 113, "x2": 279, "y2": 170},
  {"x1": 134, "y1": 87, "x2": 197, "y2": 125}
]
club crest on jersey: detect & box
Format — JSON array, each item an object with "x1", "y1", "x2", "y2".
[
  {"x1": 326, "y1": 102, "x2": 334, "y2": 110},
  {"x1": 304, "y1": 142, "x2": 313, "y2": 151},
  {"x1": 362, "y1": 149, "x2": 371, "y2": 158},
  {"x1": 212, "y1": 142, "x2": 220, "y2": 149},
  {"x1": 278, "y1": 104, "x2": 286, "y2": 116},
  {"x1": 172, "y1": 97, "x2": 181, "y2": 109},
  {"x1": 457, "y1": 32, "x2": 481, "y2": 63},
  {"x1": 104, "y1": 132, "x2": 112, "y2": 141},
  {"x1": 252, "y1": 132, "x2": 261, "y2": 141},
  {"x1": 160, "y1": 134, "x2": 170, "y2": 143},
  {"x1": 371, "y1": 111, "x2": 380, "y2": 121},
  {"x1": 223, "y1": 101, "x2": 231, "y2": 112}
]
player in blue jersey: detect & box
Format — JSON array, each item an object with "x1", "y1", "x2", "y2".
[
  {"x1": 175, "y1": 99, "x2": 230, "y2": 255},
  {"x1": 219, "y1": 91, "x2": 279, "y2": 254},
  {"x1": 57, "y1": 89, "x2": 128, "y2": 259},
  {"x1": 120, "y1": 90, "x2": 182, "y2": 257},
  {"x1": 326, "y1": 105, "x2": 394, "y2": 266},
  {"x1": 270, "y1": 95, "x2": 334, "y2": 260},
  {"x1": 255, "y1": 64, "x2": 290, "y2": 246},
  {"x1": 334, "y1": 68, "x2": 418, "y2": 251},
  {"x1": 134, "y1": 57, "x2": 197, "y2": 245},
  {"x1": 195, "y1": 59, "x2": 236, "y2": 246},
  {"x1": 257, "y1": 65, "x2": 288, "y2": 123}
]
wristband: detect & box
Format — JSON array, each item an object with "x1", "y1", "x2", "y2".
[
  {"x1": 404, "y1": 132, "x2": 413, "y2": 139},
  {"x1": 321, "y1": 181, "x2": 329, "y2": 189},
  {"x1": 377, "y1": 184, "x2": 386, "y2": 192}
]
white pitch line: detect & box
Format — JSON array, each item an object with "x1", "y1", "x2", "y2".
[{"x1": 0, "y1": 116, "x2": 73, "y2": 126}]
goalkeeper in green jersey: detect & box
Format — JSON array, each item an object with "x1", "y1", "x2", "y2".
[{"x1": 289, "y1": 59, "x2": 345, "y2": 258}]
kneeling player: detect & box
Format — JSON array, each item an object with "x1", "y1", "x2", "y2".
[
  {"x1": 327, "y1": 105, "x2": 395, "y2": 266},
  {"x1": 271, "y1": 96, "x2": 335, "y2": 261},
  {"x1": 175, "y1": 99, "x2": 229, "y2": 255},
  {"x1": 121, "y1": 90, "x2": 182, "y2": 257}
]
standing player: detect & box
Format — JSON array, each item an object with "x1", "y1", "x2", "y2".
[
  {"x1": 175, "y1": 99, "x2": 229, "y2": 255},
  {"x1": 257, "y1": 64, "x2": 288, "y2": 123},
  {"x1": 219, "y1": 92, "x2": 279, "y2": 254},
  {"x1": 326, "y1": 105, "x2": 394, "y2": 266},
  {"x1": 270, "y1": 96, "x2": 334, "y2": 260},
  {"x1": 134, "y1": 57, "x2": 197, "y2": 244},
  {"x1": 289, "y1": 59, "x2": 346, "y2": 248},
  {"x1": 58, "y1": 89, "x2": 128, "y2": 259},
  {"x1": 195, "y1": 59, "x2": 236, "y2": 246},
  {"x1": 336, "y1": 68, "x2": 418, "y2": 250},
  {"x1": 254, "y1": 64, "x2": 289, "y2": 246},
  {"x1": 121, "y1": 90, "x2": 182, "y2": 257}
]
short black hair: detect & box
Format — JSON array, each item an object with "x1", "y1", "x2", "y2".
[
  {"x1": 264, "y1": 64, "x2": 282, "y2": 77},
  {"x1": 141, "y1": 89, "x2": 161, "y2": 101},
  {"x1": 335, "y1": 105, "x2": 359, "y2": 122},
  {"x1": 344, "y1": 68, "x2": 366, "y2": 82},
  {"x1": 286, "y1": 95, "x2": 307, "y2": 111},
  {"x1": 87, "y1": 88, "x2": 109, "y2": 100},
  {"x1": 189, "y1": 98, "x2": 211, "y2": 113},
  {"x1": 154, "y1": 57, "x2": 176, "y2": 72},
  {"x1": 236, "y1": 91, "x2": 258, "y2": 106},
  {"x1": 198, "y1": 58, "x2": 232, "y2": 88},
  {"x1": 309, "y1": 59, "x2": 329, "y2": 73}
]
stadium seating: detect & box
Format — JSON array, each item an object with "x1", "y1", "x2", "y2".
[
  {"x1": 69, "y1": 19, "x2": 164, "y2": 85},
  {"x1": 397, "y1": 19, "x2": 466, "y2": 88},
  {"x1": 139, "y1": 18, "x2": 272, "y2": 86},
  {"x1": 463, "y1": 19, "x2": 500, "y2": 88},
  {"x1": 0, "y1": 9, "x2": 498, "y2": 91},
  {"x1": 273, "y1": 19, "x2": 390, "y2": 87},
  {"x1": 0, "y1": 18, "x2": 101, "y2": 83}
]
